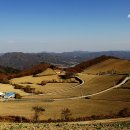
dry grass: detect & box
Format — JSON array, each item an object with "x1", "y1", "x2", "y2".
[
  {"x1": 0, "y1": 62, "x2": 130, "y2": 121},
  {"x1": 0, "y1": 83, "x2": 28, "y2": 96},
  {"x1": 46, "y1": 74, "x2": 125, "y2": 99},
  {"x1": 93, "y1": 87, "x2": 130, "y2": 101},
  {"x1": 92, "y1": 79, "x2": 130, "y2": 102},
  {"x1": 36, "y1": 68, "x2": 56, "y2": 76},
  {"x1": 10, "y1": 75, "x2": 60, "y2": 84},
  {"x1": 119, "y1": 80, "x2": 130, "y2": 89},
  {"x1": 18, "y1": 83, "x2": 77, "y2": 94},
  {"x1": 79, "y1": 74, "x2": 124, "y2": 94},
  {"x1": 83, "y1": 58, "x2": 130, "y2": 74},
  {"x1": 1, "y1": 98, "x2": 130, "y2": 120}
]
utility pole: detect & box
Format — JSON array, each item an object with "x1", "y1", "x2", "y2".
[{"x1": 80, "y1": 86, "x2": 83, "y2": 97}]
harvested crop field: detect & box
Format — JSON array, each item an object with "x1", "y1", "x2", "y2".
[
  {"x1": 10, "y1": 75, "x2": 60, "y2": 84},
  {"x1": 0, "y1": 99, "x2": 130, "y2": 120}
]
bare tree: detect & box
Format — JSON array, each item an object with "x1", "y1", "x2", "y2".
[
  {"x1": 61, "y1": 108, "x2": 72, "y2": 121},
  {"x1": 32, "y1": 106, "x2": 45, "y2": 123}
]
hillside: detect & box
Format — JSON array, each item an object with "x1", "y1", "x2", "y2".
[
  {"x1": 0, "y1": 52, "x2": 40, "y2": 70},
  {"x1": 0, "y1": 65, "x2": 19, "y2": 74},
  {"x1": 8, "y1": 63, "x2": 51, "y2": 79},
  {"x1": 83, "y1": 58, "x2": 130, "y2": 74},
  {"x1": 36, "y1": 68, "x2": 56, "y2": 76},
  {"x1": 67, "y1": 55, "x2": 118, "y2": 73},
  {"x1": 0, "y1": 65, "x2": 20, "y2": 84},
  {"x1": 0, "y1": 62, "x2": 52, "y2": 83}
]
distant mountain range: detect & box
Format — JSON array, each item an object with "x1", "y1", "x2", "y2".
[{"x1": 0, "y1": 51, "x2": 130, "y2": 70}]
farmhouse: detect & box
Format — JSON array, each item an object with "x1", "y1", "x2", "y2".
[{"x1": 4, "y1": 92, "x2": 15, "y2": 99}]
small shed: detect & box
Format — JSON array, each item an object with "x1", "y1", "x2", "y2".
[{"x1": 4, "y1": 92, "x2": 15, "y2": 99}]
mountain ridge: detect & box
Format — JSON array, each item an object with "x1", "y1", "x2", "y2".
[{"x1": 0, "y1": 51, "x2": 130, "y2": 70}]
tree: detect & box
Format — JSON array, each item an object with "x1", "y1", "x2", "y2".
[
  {"x1": 118, "y1": 108, "x2": 130, "y2": 117},
  {"x1": 61, "y1": 108, "x2": 72, "y2": 121},
  {"x1": 32, "y1": 106, "x2": 45, "y2": 123}
]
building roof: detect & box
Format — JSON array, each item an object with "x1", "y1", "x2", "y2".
[{"x1": 5, "y1": 92, "x2": 15, "y2": 97}]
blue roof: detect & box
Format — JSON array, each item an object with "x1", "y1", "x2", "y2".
[{"x1": 5, "y1": 92, "x2": 15, "y2": 97}]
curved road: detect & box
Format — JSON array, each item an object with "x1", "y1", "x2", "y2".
[{"x1": 53, "y1": 76, "x2": 130, "y2": 101}]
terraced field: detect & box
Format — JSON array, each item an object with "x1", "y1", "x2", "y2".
[
  {"x1": 0, "y1": 75, "x2": 129, "y2": 120},
  {"x1": 1, "y1": 58, "x2": 130, "y2": 123},
  {"x1": 10, "y1": 75, "x2": 60, "y2": 84}
]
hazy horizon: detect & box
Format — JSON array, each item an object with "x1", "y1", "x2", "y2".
[
  {"x1": 1, "y1": 50, "x2": 130, "y2": 54},
  {"x1": 0, "y1": 0, "x2": 130, "y2": 53}
]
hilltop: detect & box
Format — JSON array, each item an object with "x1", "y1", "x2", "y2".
[
  {"x1": 83, "y1": 58, "x2": 130, "y2": 74},
  {"x1": 67, "y1": 55, "x2": 118, "y2": 73}
]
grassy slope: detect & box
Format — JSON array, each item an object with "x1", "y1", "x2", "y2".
[
  {"x1": 92, "y1": 79, "x2": 130, "y2": 101},
  {"x1": 11, "y1": 75, "x2": 59, "y2": 84},
  {"x1": 43, "y1": 74, "x2": 124, "y2": 99},
  {"x1": 36, "y1": 68, "x2": 56, "y2": 76},
  {"x1": 3, "y1": 70, "x2": 127, "y2": 120},
  {"x1": 1, "y1": 99, "x2": 130, "y2": 120},
  {"x1": 0, "y1": 83, "x2": 28, "y2": 96},
  {"x1": 67, "y1": 55, "x2": 118, "y2": 73},
  {"x1": 19, "y1": 83, "x2": 77, "y2": 94},
  {"x1": 83, "y1": 58, "x2": 130, "y2": 74}
]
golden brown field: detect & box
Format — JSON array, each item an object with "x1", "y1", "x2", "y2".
[
  {"x1": 0, "y1": 58, "x2": 130, "y2": 123},
  {"x1": 0, "y1": 75, "x2": 129, "y2": 120},
  {"x1": 0, "y1": 83, "x2": 28, "y2": 96},
  {"x1": 83, "y1": 58, "x2": 130, "y2": 74}
]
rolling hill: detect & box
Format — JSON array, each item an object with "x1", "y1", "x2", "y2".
[
  {"x1": 67, "y1": 55, "x2": 118, "y2": 73},
  {"x1": 0, "y1": 55, "x2": 130, "y2": 122},
  {"x1": 83, "y1": 58, "x2": 130, "y2": 74}
]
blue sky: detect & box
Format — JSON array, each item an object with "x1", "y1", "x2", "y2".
[{"x1": 0, "y1": 0, "x2": 130, "y2": 52}]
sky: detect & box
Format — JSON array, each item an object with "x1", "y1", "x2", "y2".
[{"x1": 0, "y1": 0, "x2": 130, "y2": 53}]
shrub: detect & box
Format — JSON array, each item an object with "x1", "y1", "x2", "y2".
[
  {"x1": 32, "y1": 69, "x2": 43, "y2": 76},
  {"x1": 61, "y1": 108, "x2": 72, "y2": 121},
  {"x1": 13, "y1": 84, "x2": 24, "y2": 89},
  {"x1": 47, "y1": 79, "x2": 58, "y2": 83},
  {"x1": 0, "y1": 78, "x2": 10, "y2": 84},
  {"x1": 22, "y1": 85, "x2": 35, "y2": 93},
  {"x1": 15, "y1": 93, "x2": 22, "y2": 99},
  {"x1": 34, "y1": 91, "x2": 43, "y2": 95},
  {"x1": 21, "y1": 82, "x2": 33, "y2": 84},
  {"x1": 37, "y1": 81, "x2": 46, "y2": 86},
  {"x1": 117, "y1": 108, "x2": 130, "y2": 117},
  {"x1": 32, "y1": 106, "x2": 45, "y2": 123}
]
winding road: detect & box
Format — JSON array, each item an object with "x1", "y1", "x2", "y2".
[{"x1": 53, "y1": 75, "x2": 130, "y2": 101}]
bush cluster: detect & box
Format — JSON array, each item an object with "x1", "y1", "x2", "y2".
[{"x1": 13, "y1": 84, "x2": 43, "y2": 94}]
